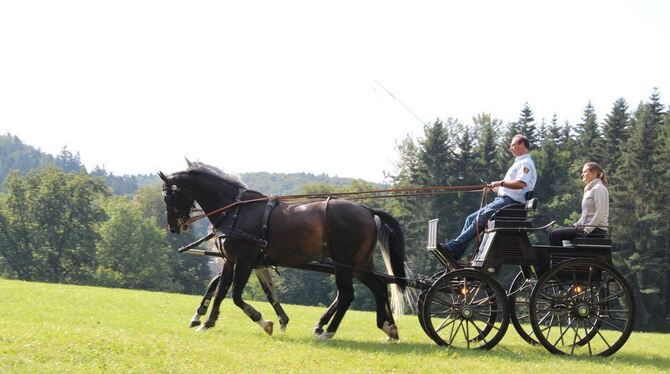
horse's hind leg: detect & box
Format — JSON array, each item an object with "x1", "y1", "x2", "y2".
[
  {"x1": 313, "y1": 298, "x2": 337, "y2": 335},
  {"x1": 255, "y1": 268, "x2": 289, "y2": 332},
  {"x1": 316, "y1": 268, "x2": 354, "y2": 341},
  {"x1": 358, "y1": 272, "x2": 399, "y2": 341},
  {"x1": 232, "y1": 263, "x2": 273, "y2": 335},
  {"x1": 190, "y1": 272, "x2": 220, "y2": 327}
]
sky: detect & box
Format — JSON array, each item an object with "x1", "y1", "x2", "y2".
[{"x1": 1, "y1": 1, "x2": 669, "y2": 183}]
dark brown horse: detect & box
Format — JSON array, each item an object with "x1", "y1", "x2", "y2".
[{"x1": 159, "y1": 163, "x2": 407, "y2": 340}]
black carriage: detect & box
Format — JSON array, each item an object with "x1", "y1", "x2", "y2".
[{"x1": 419, "y1": 197, "x2": 636, "y2": 356}]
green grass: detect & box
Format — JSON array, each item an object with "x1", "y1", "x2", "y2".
[{"x1": 1, "y1": 279, "x2": 668, "y2": 373}]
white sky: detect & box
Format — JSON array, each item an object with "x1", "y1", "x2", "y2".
[{"x1": 1, "y1": 1, "x2": 669, "y2": 183}]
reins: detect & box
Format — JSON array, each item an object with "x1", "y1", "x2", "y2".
[{"x1": 185, "y1": 184, "x2": 489, "y2": 226}]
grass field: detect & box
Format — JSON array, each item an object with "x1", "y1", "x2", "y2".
[{"x1": 1, "y1": 279, "x2": 668, "y2": 373}]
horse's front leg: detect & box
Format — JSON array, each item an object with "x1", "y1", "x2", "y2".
[
  {"x1": 190, "y1": 272, "x2": 220, "y2": 328},
  {"x1": 233, "y1": 263, "x2": 273, "y2": 335},
  {"x1": 255, "y1": 267, "x2": 289, "y2": 332},
  {"x1": 199, "y1": 260, "x2": 234, "y2": 332}
]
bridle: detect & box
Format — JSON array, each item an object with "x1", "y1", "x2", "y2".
[{"x1": 162, "y1": 183, "x2": 194, "y2": 229}]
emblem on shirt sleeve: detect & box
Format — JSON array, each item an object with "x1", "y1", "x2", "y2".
[{"x1": 523, "y1": 167, "x2": 529, "y2": 174}]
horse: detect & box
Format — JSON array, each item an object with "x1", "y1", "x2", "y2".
[
  {"x1": 159, "y1": 163, "x2": 408, "y2": 340},
  {"x1": 188, "y1": 235, "x2": 289, "y2": 333}
]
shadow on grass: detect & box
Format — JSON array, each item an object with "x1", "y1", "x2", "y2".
[{"x1": 277, "y1": 334, "x2": 670, "y2": 371}]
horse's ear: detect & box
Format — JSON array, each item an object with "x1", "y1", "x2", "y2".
[
  {"x1": 185, "y1": 157, "x2": 193, "y2": 167},
  {"x1": 158, "y1": 171, "x2": 169, "y2": 183}
]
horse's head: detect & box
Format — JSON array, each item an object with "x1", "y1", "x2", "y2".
[{"x1": 159, "y1": 171, "x2": 194, "y2": 234}]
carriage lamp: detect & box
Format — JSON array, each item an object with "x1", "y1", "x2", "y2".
[{"x1": 573, "y1": 285, "x2": 583, "y2": 294}]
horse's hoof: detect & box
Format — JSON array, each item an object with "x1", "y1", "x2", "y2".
[
  {"x1": 315, "y1": 331, "x2": 335, "y2": 341},
  {"x1": 189, "y1": 320, "x2": 201, "y2": 328},
  {"x1": 280, "y1": 323, "x2": 288, "y2": 333},
  {"x1": 262, "y1": 320, "x2": 274, "y2": 336},
  {"x1": 196, "y1": 325, "x2": 210, "y2": 333},
  {"x1": 382, "y1": 322, "x2": 399, "y2": 340},
  {"x1": 313, "y1": 326, "x2": 324, "y2": 335},
  {"x1": 255, "y1": 319, "x2": 273, "y2": 335}
]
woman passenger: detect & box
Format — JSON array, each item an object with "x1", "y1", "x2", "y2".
[{"x1": 549, "y1": 162, "x2": 609, "y2": 246}]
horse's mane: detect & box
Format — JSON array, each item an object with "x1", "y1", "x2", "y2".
[{"x1": 185, "y1": 161, "x2": 248, "y2": 189}]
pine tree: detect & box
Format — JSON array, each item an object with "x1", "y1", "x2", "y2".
[
  {"x1": 612, "y1": 90, "x2": 667, "y2": 329},
  {"x1": 473, "y1": 113, "x2": 501, "y2": 181},
  {"x1": 547, "y1": 114, "x2": 562, "y2": 143},
  {"x1": 516, "y1": 102, "x2": 537, "y2": 145},
  {"x1": 602, "y1": 98, "x2": 631, "y2": 174},
  {"x1": 575, "y1": 101, "x2": 602, "y2": 163}
]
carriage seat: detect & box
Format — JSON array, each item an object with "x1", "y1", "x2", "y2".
[
  {"x1": 573, "y1": 231, "x2": 612, "y2": 248},
  {"x1": 488, "y1": 196, "x2": 538, "y2": 229}
]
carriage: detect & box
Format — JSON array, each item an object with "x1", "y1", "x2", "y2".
[
  {"x1": 419, "y1": 197, "x2": 635, "y2": 356},
  {"x1": 161, "y1": 164, "x2": 635, "y2": 357}
]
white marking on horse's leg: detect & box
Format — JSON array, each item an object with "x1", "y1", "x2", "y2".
[
  {"x1": 315, "y1": 331, "x2": 335, "y2": 341},
  {"x1": 189, "y1": 313, "x2": 203, "y2": 327},
  {"x1": 256, "y1": 319, "x2": 274, "y2": 335},
  {"x1": 196, "y1": 325, "x2": 210, "y2": 333},
  {"x1": 382, "y1": 321, "x2": 399, "y2": 341}
]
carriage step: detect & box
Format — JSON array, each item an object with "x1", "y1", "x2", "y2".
[{"x1": 426, "y1": 219, "x2": 459, "y2": 269}]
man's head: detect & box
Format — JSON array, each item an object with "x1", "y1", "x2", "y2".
[{"x1": 509, "y1": 134, "x2": 529, "y2": 157}]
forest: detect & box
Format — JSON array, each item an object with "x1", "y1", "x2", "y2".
[{"x1": 0, "y1": 88, "x2": 668, "y2": 331}]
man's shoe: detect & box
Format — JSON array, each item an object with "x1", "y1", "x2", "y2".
[{"x1": 435, "y1": 242, "x2": 460, "y2": 269}]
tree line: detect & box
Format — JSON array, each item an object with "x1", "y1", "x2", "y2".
[{"x1": 1, "y1": 89, "x2": 668, "y2": 331}]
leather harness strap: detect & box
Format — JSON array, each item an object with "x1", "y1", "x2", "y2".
[
  {"x1": 260, "y1": 195, "x2": 278, "y2": 247},
  {"x1": 322, "y1": 197, "x2": 331, "y2": 252}
]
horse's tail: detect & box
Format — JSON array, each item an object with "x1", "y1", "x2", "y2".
[{"x1": 371, "y1": 208, "x2": 408, "y2": 316}]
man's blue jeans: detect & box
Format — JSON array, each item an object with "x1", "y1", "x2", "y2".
[{"x1": 447, "y1": 195, "x2": 519, "y2": 260}]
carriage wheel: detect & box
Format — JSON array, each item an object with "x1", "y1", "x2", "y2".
[
  {"x1": 508, "y1": 270, "x2": 539, "y2": 345},
  {"x1": 529, "y1": 258, "x2": 635, "y2": 356},
  {"x1": 417, "y1": 270, "x2": 448, "y2": 336},
  {"x1": 420, "y1": 269, "x2": 509, "y2": 350}
]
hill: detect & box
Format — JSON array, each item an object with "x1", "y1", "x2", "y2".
[
  {"x1": 0, "y1": 133, "x2": 376, "y2": 195},
  {"x1": 1, "y1": 279, "x2": 668, "y2": 373}
]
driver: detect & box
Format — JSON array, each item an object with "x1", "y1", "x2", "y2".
[{"x1": 438, "y1": 134, "x2": 537, "y2": 261}]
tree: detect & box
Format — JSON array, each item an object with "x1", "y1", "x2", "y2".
[
  {"x1": 516, "y1": 102, "x2": 537, "y2": 146},
  {"x1": 611, "y1": 90, "x2": 667, "y2": 330},
  {"x1": 0, "y1": 166, "x2": 108, "y2": 282},
  {"x1": 601, "y1": 98, "x2": 631, "y2": 174},
  {"x1": 547, "y1": 114, "x2": 562, "y2": 143},
  {"x1": 473, "y1": 113, "x2": 501, "y2": 182},
  {"x1": 132, "y1": 184, "x2": 212, "y2": 294},
  {"x1": 55, "y1": 146, "x2": 86, "y2": 173},
  {"x1": 95, "y1": 197, "x2": 177, "y2": 291},
  {"x1": 575, "y1": 101, "x2": 602, "y2": 163}
]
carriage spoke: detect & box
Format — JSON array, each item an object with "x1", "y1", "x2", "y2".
[
  {"x1": 549, "y1": 315, "x2": 572, "y2": 346},
  {"x1": 592, "y1": 314, "x2": 626, "y2": 332},
  {"x1": 448, "y1": 319, "x2": 465, "y2": 345},
  {"x1": 570, "y1": 319, "x2": 580, "y2": 355},
  {"x1": 595, "y1": 327, "x2": 612, "y2": 349},
  {"x1": 598, "y1": 308, "x2": 629, "y2": 313},
  {"x1": 434, "y1": 313, "x2": 459, "y2": 333},
  {"x1": 469, "y1": 320, "x2": 490, "y2": 345},
  {"x1": 583, "y1": 319, "x2": 593, "y2": 355},
  {"x1": 595, "y1": 290, "x2": 625, "y2": 305}
]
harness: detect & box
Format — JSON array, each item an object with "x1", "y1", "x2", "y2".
[
  {"x1": 213, "y1": 188, "x2": 282, "y2": 265},
  {"x1": 180, "y1": 187, "x2": 334, "y2": 267}
]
